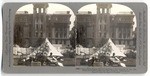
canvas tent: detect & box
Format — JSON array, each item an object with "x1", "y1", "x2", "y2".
[
  {"x1": 76, "y1": 45, "x2": 96, "y2": 55},
  {"x1": 13, "y1": 45, "x2": 20, "y2": 55},
  {"x1": 91, "y1": 39, "x2": 126, "y2": 57},
  {"x1": 13, "y1": 45, "x2": 33, "y2": 55},
  {"x1": 29, "y1": 38, "x2": 63, "y2": 57}
]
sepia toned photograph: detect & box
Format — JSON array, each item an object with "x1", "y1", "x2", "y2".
[
  {"x1": 1, "y1": 1, "x2": 147, "y2": 73},
  {"x1": 75, "y1": 3, "x2": 136, "y2": 67},
  {"x1": 13, "y1": 3, "x2": 76, "y2": 67},
  {"x1": 13, "y1": 3, "x2": 136, "y2": 67}
]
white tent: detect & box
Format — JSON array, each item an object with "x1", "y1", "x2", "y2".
[
  {"x1": 91, "y1": 39, "x2": 126, "y2": 57},
  {"x1": 35, "y1": 38, "x2": 63, "y2": 57},
  {"x1": 13, "y1": 45, "x2": 33, "y2": 55},
  {"x1": 13, "y1": 44, "x2": 20, "y2": 55}
]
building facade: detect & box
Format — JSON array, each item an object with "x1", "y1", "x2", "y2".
[
  {"x1": 95, "y1": 3, "x2": 112, "y2": 46},
  {"x1": 14, "y1": 3, "x2": 135, "y2": 49},
  {"x1": 46, "y1": 13, "x2": 71, "y2": 46},
  {"x1": 110, "y1": 14, "x2": 135, "y2": 49},
  {"x1": 14, "y1": 13, "x2": 33, "y2": 47},
  {"x1": 14, "y1": 3, "x2": 71, "y2": 47},
  {"x1": 76, "y1": 12, "x2": 96, "y2": 47},
  {"x1": 76, "y1": 3, "x2": 135, "y2": 49}
]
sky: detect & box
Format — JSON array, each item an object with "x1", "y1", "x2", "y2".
[{"x1": 17, "y1": 3, "x2": 136, "y2": 30}]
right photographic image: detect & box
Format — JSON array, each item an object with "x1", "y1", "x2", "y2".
[{"x1": 75, "y1": 3, "x2": 136, "y2": 67}]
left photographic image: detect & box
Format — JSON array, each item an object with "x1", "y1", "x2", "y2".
[{"x1": 13, "y1": 3, "x2": 76, "y2": 67}]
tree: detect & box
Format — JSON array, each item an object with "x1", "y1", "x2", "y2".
[
  {"x1": 97, "y1": 38, "x2": 107, "y2": 48},
  {"x1": 70, "y1": 26, "x2": 77, "y2": 49}
]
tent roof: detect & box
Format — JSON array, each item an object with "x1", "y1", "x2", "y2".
[
  {"x1": 30, "y1": 38, "x2": 63, "y2": 57},
  {"x1": 40, "y1": 38, "x2": 63, "y2": 56},
  {"x1": 91, "y1": 38, "x2": 126, "y2": 57}
]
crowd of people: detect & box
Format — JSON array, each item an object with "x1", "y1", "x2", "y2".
[
  {"x1": 80, "y1": 53, "x2": 126, "y2": 67},
  {"x1": 18, "y1": 52, "x2": 63, "y2": 66}
]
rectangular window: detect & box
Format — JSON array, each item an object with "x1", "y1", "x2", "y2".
[
  {"x1": 119, "y1": 41, "x2": 121, "y2": 44},
  {"x1": 55, "y1": 40, "x2": 58, "y2": 44},
  {"x1": 104, "y1": 25, "x2": 106, "y2": 31},
  {"x1": 64, "y1": 32, "x2": 67, "y2": 38},
  {"x1": 104, "y1": 33, "x2": 106, "y2": 38},
  {"x1": 55, "y1": 32, "x2": 58, "y2": 38},
  {"x1": 60, "y1": 40, "x2": 62, "y2": 44},
  {"x1": 119, "y1": 33, "x2": 122, "y2": 38},
  {"x1": 105, "y1": 9, "x2": 107, "y2": 13},
  {"x1": 100, "y1": 25, "x2": 102, "y2": 30},
  {"x1": 60, "y1": 33, "x2": 63, "y2": 38},
  {"x1": 41, "y1": 8, "x2": 43, "y2": 13},
  {"x1": 40, "y1": 32, "x2": 43, "y2": 37},
  {"x1": 128, "y1": 31, "x2": 130, "y2": 38},
  {"x1": 100, "y1": 33, "x2": 101, "y2": 37},
  {"x1": 35, "y1": 32, "x2": 38, "y2": 37},
  {"x1": 37, "y1": 8, "x2": 39, "y2": 13},
  {"x1": 40, "y1": 24, "x2": 43, "y2": 30},
  {"x1": 35, "y1": 24, "x2": 38, "y2": 30},
  {"x1": 100, "y1": 9, "x2": 102, "y2": 13}
]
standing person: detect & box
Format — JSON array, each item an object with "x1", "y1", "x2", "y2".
[
  {"x1": 89, "y1": 57, "x2": 95, "y2": 66},
  {"x1": 48, "y1": 52, "x2": 53, "y2": 62},
  {"x1": 112, "y1": 53, "x2": 115, "y2": 58},
  {"x1": 49, "y1": 52, "x2": 53, "y2": 57}
]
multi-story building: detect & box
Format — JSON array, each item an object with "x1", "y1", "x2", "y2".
[
  {"x1": 76, "y1": 3, "x2": 135, "y2": 49},
  {"x1": 14, "y1": 12, "x2": 33, "y2": 47},
  {"x1": 14, "y1": 3, "x2": 71, "y2": 47},
  {"x1": 46, "y1": 12, "x2": 71, "y2": 46},
  {"x1": 95, "y1": 3, "x2": 112, "y2": 46},
  {"x1": 76, "y1": 11, "x2": 96, "y2": 47},
  {"x1": 14, "y1": 3, "x2": 135, "y2": 49},
  {"x1": 110, "y1": 13, "x2": 135, "y2": 48}
]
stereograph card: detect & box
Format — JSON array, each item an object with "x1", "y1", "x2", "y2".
[{"x1": 2, "y1": 2, "x2": 147, "y2": 73}]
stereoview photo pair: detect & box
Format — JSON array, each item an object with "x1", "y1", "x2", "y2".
[{"x1": 2, "y1": 2, "x2": 147, "y2": 73}]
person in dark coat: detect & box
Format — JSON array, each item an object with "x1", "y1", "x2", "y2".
[{"x1": 88, "y1": 57, "x2": 95, "y2": 66}]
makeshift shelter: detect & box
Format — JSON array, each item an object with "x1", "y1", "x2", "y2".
[
  {"x1": 76, "y1": 45, "x2": 90, "y2": 55},
  {"x1": 30, "y1": 38, "x2": 63, "y2": 57},
  {"x1": 91, "y1": 39, "x2": 126, "y2": 57},
  {"x1": 13, "y1": 45, "x2": 34, "y2": 55},
  {"x1": 13, "y1": 44, "x2": 20, "y2": 55}
]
